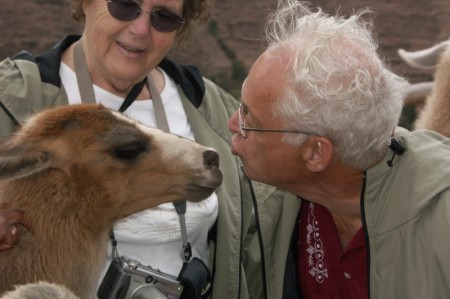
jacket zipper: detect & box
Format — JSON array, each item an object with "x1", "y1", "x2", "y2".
[
  {"x1": 360, "y1": 171, "x2": 371, "y2": 299},
  {"x1": 236, "y1": 177, "x2": 245, "y2": 299},
  {"x1": 248, "y1": 178, "x2": 268, "y2": 299}
]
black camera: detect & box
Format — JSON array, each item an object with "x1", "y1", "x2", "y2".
[
  {"x1": 98, "y1": 255, "x2": 184, "y2": 299},
  {"x1": 98, "y1": 255, "x2": 211, "y2": 299}
]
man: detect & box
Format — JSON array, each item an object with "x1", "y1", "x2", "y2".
[{"x1": 228, "y1": 1, "x2": 450, "y2": 298}]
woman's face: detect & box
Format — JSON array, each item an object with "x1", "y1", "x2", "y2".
[{"x1": 81, "y1": 0, "x2": 183, "y2": 88}]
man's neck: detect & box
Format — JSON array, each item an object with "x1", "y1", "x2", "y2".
[{"x1": 295, "y1": 165, "x2": 365, "y2": 248}]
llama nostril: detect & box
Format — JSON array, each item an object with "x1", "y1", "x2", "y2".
[{"x1": 203, "y1": 150, "x2": 219, "y2": 168}]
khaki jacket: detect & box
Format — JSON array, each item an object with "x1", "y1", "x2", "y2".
[
  {"x1": 363, "y1": 127, "x2": 450, "y2": 298},
  {"x1": 290, "y1": 127, "x2": 450, "y2": 299}
]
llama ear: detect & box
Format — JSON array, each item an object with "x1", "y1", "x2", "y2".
[
  {"x1": 445, "y1": 41, "x2": 450, "y2": 60},
  {"x1": 397, "y1": 40, "x2": 449, "y2": 72},
  {"x1": 0, "y1": 150, "x2": 51, "y2": 181}
]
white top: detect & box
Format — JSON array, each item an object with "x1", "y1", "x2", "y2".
[{"x1": 60, "y1": 63, "x2": 218, "y2": 277}]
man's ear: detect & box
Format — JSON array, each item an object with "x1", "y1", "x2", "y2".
[{"x1": 302, "y1": 137, "x2": 334, "y2": 172}]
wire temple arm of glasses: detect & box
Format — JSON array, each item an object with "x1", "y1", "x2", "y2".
[{"x1": 241, "y1": 127, "x2": 310, "y2": 134}]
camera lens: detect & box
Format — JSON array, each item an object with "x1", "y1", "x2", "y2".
[{"x1": 130, "y1": 285, "x2": 167, "y2": 299}]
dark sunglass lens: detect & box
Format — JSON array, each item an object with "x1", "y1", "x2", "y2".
[
  {"x1": 151, "y1": 9, "x2": 184, "y2": 32},
  {"x1": 108, "y1": 0, "x2": 140, "y2": 22}
]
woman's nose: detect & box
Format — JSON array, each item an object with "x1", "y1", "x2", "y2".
[{"x1": 129, "y1": 12, "x2": 152, "y2": 37}]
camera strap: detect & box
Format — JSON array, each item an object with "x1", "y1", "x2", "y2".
[
  {"x1": 0, "y1": 101, "x2": 21, "y2": 127},
  {"x1": 74, "y1": 38, "x2": 192, "y2": 263},
  {"x1": 75, "y1": 40, "x2": 210, "y2": 299},
  {"x1": 174, "y1": 201, "x2": 192, "y2": 262}
]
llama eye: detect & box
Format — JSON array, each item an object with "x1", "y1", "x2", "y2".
[{"x1": 113, "y1": 142, "x2": 147, "y2": 161}]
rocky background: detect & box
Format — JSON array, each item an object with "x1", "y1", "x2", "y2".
[{"x1": 1, "y1": 0, "x2": 450, "y2": 127}]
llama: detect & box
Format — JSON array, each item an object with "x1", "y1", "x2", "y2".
[
  {"x1": 398, "y1": 38, "x2": 450, "y2": 137},
  {"x1": 398, "y1": 39, "x2": 448, "y2": 106},
  {"x1": 0, "y1": 104, "x2": 223, "y2": 299}
]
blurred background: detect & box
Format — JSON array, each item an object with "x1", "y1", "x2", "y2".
[{"x1": 1, "y1": 0, "x2": 449, "y2": 128}]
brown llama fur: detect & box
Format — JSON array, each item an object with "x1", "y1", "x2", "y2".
[
  {"x1": 0, "y1": 282, "x2": 79, "y2": 299},
  {"x1": 413, "y1": 43, "x2": 450, "y2": 137},
  {"x1": 398, "y1": 37, "x2": 450, "y2": 138},
  {"x1": 0, "y1": 104, "x2": 222, "y2": 299}
]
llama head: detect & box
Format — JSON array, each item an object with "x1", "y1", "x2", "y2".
[{"x1": 0, "y1": 104, "x2": 223, "y2": 228}]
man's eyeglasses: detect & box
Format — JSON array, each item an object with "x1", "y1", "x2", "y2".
[
  {"x1": 238, "y1": 103, "x2": 310, "y2": 138},
  {"x1": 106, "y1": 0, "x2": 185, "y2": 33}
]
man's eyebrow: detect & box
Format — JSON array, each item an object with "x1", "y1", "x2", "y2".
[
  {"x1": 242, "y1": 102, "x2": 264, "y2": 127},
  {"x1": 241, "y1": 102, "x2": 252, "y2": 117}
]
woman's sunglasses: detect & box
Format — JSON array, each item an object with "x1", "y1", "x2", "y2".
[{"x1": 105, "y1": 0, "x2": 185, "y2": 33}]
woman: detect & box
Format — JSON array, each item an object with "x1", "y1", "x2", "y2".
[{"x1": 0, "y1": 0, "x2": 294, "y2": 298}]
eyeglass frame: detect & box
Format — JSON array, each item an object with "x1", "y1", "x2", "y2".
[
  {"x1": 238, "y1": 103, "x2": 311, "y2": 138},
  {"x1": 105, "y1": 0, "x2": 186, "y2": 33}
]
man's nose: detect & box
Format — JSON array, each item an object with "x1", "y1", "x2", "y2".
[{"x1": 228, "y1": 109, "x2": 239, "y2": 135}]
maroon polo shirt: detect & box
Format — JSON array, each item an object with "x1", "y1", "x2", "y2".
[{"x1": 298, "y1": 201, "x2": 368, "y2": 299}]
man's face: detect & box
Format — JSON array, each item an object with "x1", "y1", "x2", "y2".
[{"x1": 228, "y1": 50, "x2": 306, "y2": 189}]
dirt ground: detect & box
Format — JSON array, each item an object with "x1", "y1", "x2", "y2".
[{"x1": 1, "y1": 0, "x2": 449, "y2": 126}]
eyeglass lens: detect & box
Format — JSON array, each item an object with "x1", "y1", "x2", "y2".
[{"x1": 106, "y1": 0, "x2": 185, "y2": 32}]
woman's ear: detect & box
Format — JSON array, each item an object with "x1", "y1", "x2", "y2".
[{"x1": 302, "y1": 137, "x2": 334, "y2": 172}]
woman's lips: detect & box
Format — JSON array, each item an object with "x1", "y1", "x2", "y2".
[{"x1": 116, "y1": 41, "x2": 145, "y2": 56}]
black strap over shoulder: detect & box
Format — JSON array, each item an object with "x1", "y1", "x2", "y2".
[
  {"x1": 118, "y1": 78, "x2": 147, "y2": 113},
  {"x1": 0, "y1": 101, "x2": 21, "y2": 127}
]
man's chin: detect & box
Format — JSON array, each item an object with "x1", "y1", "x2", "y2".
[{"x1": 230, "y1": 142, "x2": 240, "y2": 157}]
